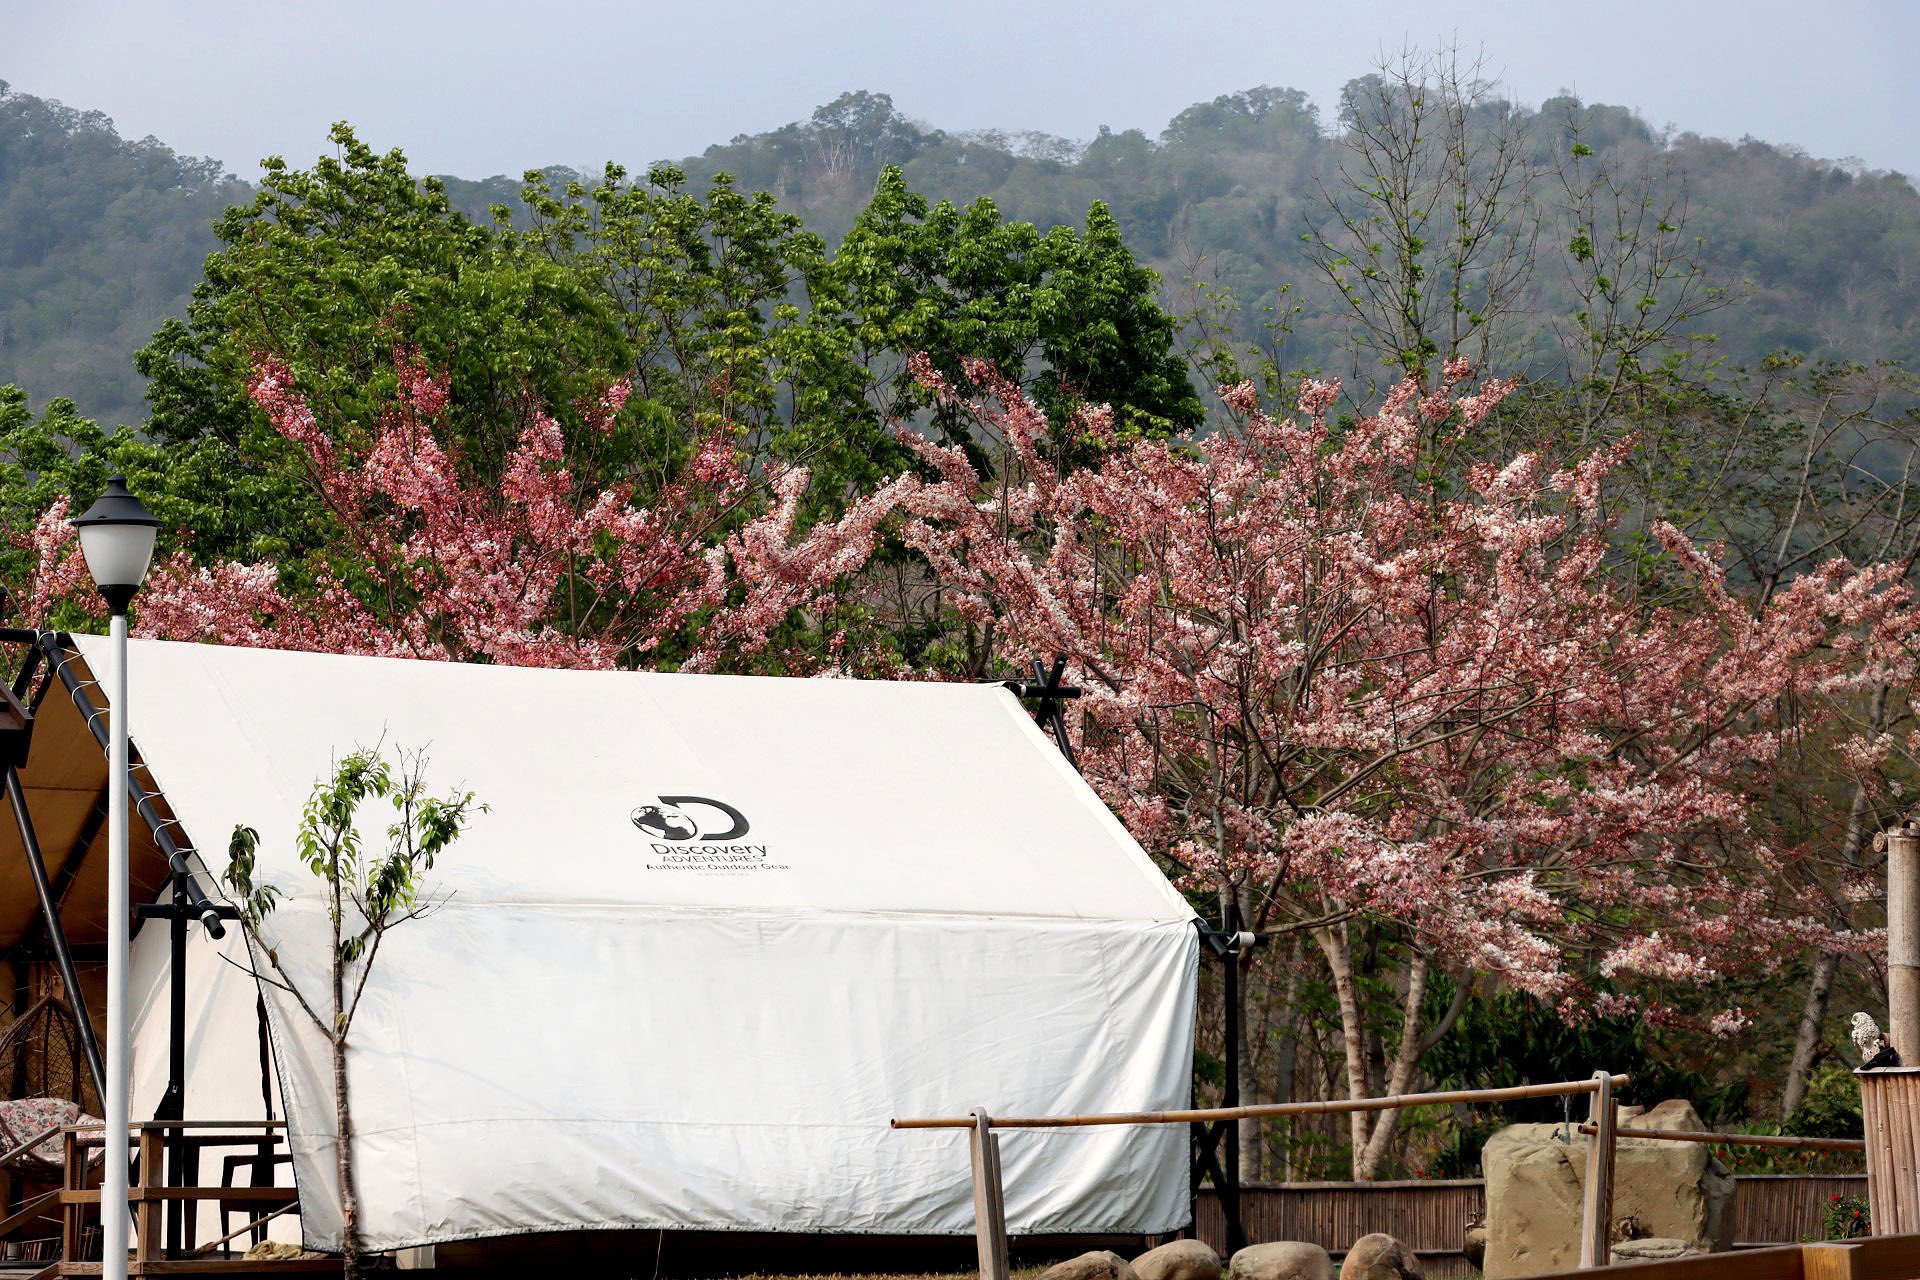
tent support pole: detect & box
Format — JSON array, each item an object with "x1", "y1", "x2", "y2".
[
  {"x1": 1193, "y1": 910, "x2": 1258, "y2": 1254},
  {"x1": 1220, "y1": 906, "x2": 1245, "y2": 1255},
  {"x1": 4, "y1": 765, "x2": 105, "y2": 1098},
  {"x1": 969, "y1": 1110, "x2": 1009, "y2": 1280},
  {"x1": 135, "y1": 868, "x2": 230, "y2": 1255}
]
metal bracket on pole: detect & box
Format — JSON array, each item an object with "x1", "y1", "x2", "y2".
[
  {"x1": 1577, "y1": 1070, "x2": 1617, "y2": 1268},
  {"x1": 968, "y1": 1109, "x2": 1010, "y2": 1280},
  {"x1": 1002, "y1": 655, "x2": 1082, "y2": 773}
]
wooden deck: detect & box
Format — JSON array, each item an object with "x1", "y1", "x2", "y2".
[
  {"x1": 1521, "y1": 1233, "x2": 1920, "y2": 1277},
  {"x1": 52, "y1": 1121, "x2": 336, "y2": 1279}
]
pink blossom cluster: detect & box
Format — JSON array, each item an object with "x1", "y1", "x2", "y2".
[
  {"x1": 890, "y1": 361, "x2": 1915, "y2": 1000},
  {"x1": 27, "y1": 350, "x2": 907, "y2": 673}
]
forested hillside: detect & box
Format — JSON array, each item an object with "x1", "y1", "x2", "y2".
[
  {"x1": 674, "y1": 85, "x2": 1920, "y2": 387},
  {"x1": 0, "y1": 82, "x2": 248, "y2": 424},
  {"x1": 3, "y1": 72, "x2": 1918, "y2": 426}
]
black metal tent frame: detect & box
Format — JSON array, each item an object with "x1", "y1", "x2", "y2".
[{"x1": 1003, "y1": 656, "x2": 1253, "y2": 1252}]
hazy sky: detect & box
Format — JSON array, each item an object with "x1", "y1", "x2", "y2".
[{"x1": 7, "y1": 0, "x2": 1918, "y2": 181}]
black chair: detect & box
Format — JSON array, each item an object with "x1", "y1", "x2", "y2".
[{"x1": 217, "y1": 1146, "x2": 294, "y2": 1255}]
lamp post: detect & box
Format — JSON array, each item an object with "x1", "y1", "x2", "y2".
[{"x1": 72, "y1": 475, "x2": 159, "y2": 1280}]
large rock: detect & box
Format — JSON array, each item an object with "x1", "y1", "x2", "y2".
[
  {"x1": 1611, "y1": 1238, "x2": 1701, "y2": 1261},
  {"x1": 1040, "y1": 1251, "x2": 1139, "y2": 1280},
  {"x1": 1462, "y1": 1221, "x2": 1487, "y2": 1272},
  {"x1": 1229, "y1": 1241, "x2": 1334, "y2": 1280},
  {"x1": 1338, "y1": 1234, "x2": 1422, "y2": 1279},
  {"x1": 1133, "y1": 1240, "x2": 1223, "y2": 1280},
  {"x1": 1481, "y1": 1100, "x2": 1735, "y2": 1277}
]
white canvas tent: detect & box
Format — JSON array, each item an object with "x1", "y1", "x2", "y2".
[{"x1": 22, "y1": 637, "x2": 1201, "y2": 1252}]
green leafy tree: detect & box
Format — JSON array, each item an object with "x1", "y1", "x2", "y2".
[
  {"x1": 135, "y1": 124, "x2": 626, "y2": 557},
  {"x1": 514, "y1": 161, "x2": 824, "y2": 474},
  {"x1": 226, "y1": 749, "x2": 480, "y2": 1279},
  {"x1": 798, "y1": 165, "x2": 1201, "y2": 472}
]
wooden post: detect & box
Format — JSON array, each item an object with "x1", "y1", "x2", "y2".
[
  {"x1": 136, "y1": 1127, "x2": 162, "y2": 1268},
  {"x1": 1577, "y1": 1071, "x2": 1616, "y2": 1269},
  {"x1": 969, "y1": 1110, "x2": 1010, "y2": 1280},
  {"x1": 61, "y1": 1130, "x2": 77, "y2": 1266},
  {"x1": 1888, "y1": 818, "x2": 1920, "y2": 1064}
]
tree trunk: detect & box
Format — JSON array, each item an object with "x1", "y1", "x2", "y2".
[
  {"x1": 1272, "y1": 952, "x2": 1301, "y2": 1181},
  {"x1": 1782, "y1": 951, "x2": 1841, "y2": 1120},
  {"x1": 1314, "y1": 923, "x2": 1373, "y2": 1176},
  {"x1": 1237, "y1": 965, "x2": 1260, "y2": 1182},
  {"x1": 1355, "y1": 953, "x2": 1430, "y2": 1179},
  {"x1": 1781, "y1": 694, "x2": 1882, "y2": 1119},
  {"x1": 334, "y1": 1033, "x2": 360, "y2": 1280}
]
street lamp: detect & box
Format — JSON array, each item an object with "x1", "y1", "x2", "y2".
[{"x1": 71, "y1": 475, "x2": 158, "y2": 1280}]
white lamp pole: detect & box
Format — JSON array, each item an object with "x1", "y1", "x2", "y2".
[{"x1": 72, "y1": 476, "x2": 160, "y2": 1280}]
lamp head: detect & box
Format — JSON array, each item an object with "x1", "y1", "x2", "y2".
[{"x1": 70, "y1": 475, "x2": 160, "y2": 615}]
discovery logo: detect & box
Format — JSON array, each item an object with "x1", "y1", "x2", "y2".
[{"x1": 631, "y1": 795, "x2": 787, "y2": 873}]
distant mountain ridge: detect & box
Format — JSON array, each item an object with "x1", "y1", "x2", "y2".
[{"x1": 3, "y1": 79, "x2": 1916, "y2": 427}]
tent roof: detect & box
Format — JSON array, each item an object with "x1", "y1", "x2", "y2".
[
  {"x1": 0, "y1": 636, "x2": 173, "y2": 951},
  {"x1": 67, "y1": 636, "x2": 1193, "y2": 925}
]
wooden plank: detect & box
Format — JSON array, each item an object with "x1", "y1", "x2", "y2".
[
  {"x1": 1517, "y1": 1240, "x2": 1808, "y2": 1278},
  {"x1": 0, "y1": 1189, "x2": 61, "y2": 1237},
  {"x1": 135, "y1": 1128, "x2": 162, "y2": 1270},
  {"x1": 1799, "y1": 1234, "x2": 1920, "y2": 1280},
  {"x1": 59, "y1": 1131, "x2": 77, "y2": 1270}
]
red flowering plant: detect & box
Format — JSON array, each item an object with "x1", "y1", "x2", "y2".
[{"x1": 1823, "y1": 1193, "x2": 1870, "y2": 1240}]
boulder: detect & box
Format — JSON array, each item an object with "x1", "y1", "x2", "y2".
[
  {"x1": 1041, "y1": 1251, "x2": 1139, "y2": 1280},
  {"x1": 1228, "y1": 1241, "x2": 1334, "y2": 1280},
  {"x1": 1481, "y1": 1100, "x2": 1735, "y2": 1277},
  {"x1": 1133, "y1": 1239, "x2": 1224, "y2": 1280},
  {"x1": 1611, "y1": 1237, "x2": 1701, "y2": 1261},
  {"x1": 1462, "y1": 1223, "x2": 1487, "y2": 1271},
  {"x1": 1338, "y1": 1234, "x2": 1422, "y2": 1280},
  {"x1": 242, "y1": 1241, "x2": 324, "y2": 1261}
]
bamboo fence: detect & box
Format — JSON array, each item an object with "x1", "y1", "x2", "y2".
[
  {"x1": 893, "y1": 1073, "x2": 1626, "y2": 1280},
  {"x1": 1187, "y1": 1176, "x2": 1868, "y2": 1278}
]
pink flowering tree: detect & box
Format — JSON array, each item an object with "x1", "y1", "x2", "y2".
[
  {"x1": 893, "y1": 357, "x2": 1913, "y2": 1177},
  {"x1": 23, "y1": 348, "x2": 915, "y2": 671}
]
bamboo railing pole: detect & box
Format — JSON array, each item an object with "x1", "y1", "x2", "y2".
[
  {"x1": 892, "y1": 1074, "x2": 1630, "y2": 1131},
  {"x1": 1577, "y1": 1124, "x2": 1867, "y2": 1153}
]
